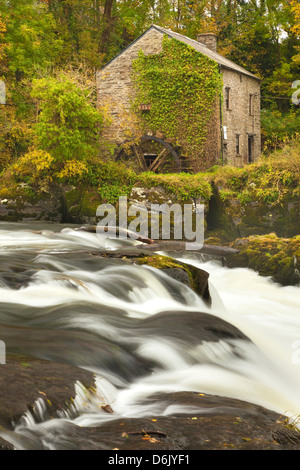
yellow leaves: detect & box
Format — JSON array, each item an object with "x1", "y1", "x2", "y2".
[
  {"x1": 55, "y1": 159, "x2": 88, "y2": 180},
  {"x1": 121, "y1": 428, "x2": 164, "y2": 444},
  {"x1": 0, "y1": 13, "x2": 6, "y2": 61},
  {"x1": 0, "y1": 14, "x2": 6, "y2": 39},
  {"x1": 142, "y1": 433, "x2": 160, "y2": 443},
  {"x1": 121, "y1": 431, "x2": 160, "y2": 443},
  {"x1": 291, "y1": 0, "x2": 300, "y2": 36},
  {"x1": 12, "y1": 149, "x2": 54, "y2": 178}
]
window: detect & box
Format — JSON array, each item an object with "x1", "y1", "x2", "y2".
[
  {"x1": 225, "y1": 87, "x2": 231, "y2": 109},
  {"x1": 249, "y1": 94, "x2": 254, "y2": 115},
  {"x1": 248, "y1": 135, "x2": 254, "y2": 163},
  {"x1": 236, "y1": 134, "x2": 240, "y2": 155},
  {"x1": 139, "y1": 104, "x2": 151, "y2": 112}
]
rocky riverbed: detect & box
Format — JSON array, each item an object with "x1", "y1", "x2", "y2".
[
  {"x1": 0, "y1": 249, "x2": 299, "y2": 451},
  {"x1": 1, "y1": 354, "x2": 300, "y2": 450}
]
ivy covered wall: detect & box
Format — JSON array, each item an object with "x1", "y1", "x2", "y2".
[{"x1": 131, "y1": 36, "x2": 223, "y2": 171}]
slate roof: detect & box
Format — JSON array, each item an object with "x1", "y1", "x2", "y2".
[
  {"x1": 99, "y1": 24, "x2": 260, "y2": 81},
  {"x1": 152, "y1": 25, "x2": 259, "y2": 80}
]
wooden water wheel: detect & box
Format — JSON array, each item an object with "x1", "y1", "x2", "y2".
[{"x1": 115, "y1": 135, "x2": 183, "y2": 172}]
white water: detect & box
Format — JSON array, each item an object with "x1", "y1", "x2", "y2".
[
  {"x1": 0, "y1": 223, "x2": 300, "y2": 449},
  {"x1": 178, "y1": 259, "x2": 300, "y2": 419}
]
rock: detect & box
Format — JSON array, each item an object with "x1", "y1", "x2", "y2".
[
  {"x1": 0, "y1": 191, "x2": 63, "y2": 223},
  {"x1": 138, "y1": 310, "x2": 249, "y2": 344},
  {"x1": 0, "y1": 354, "x2": 95, "y2": 430},
  {"x1": 226, "y1": 234, "x2": 300, "y2": 286},
  {"x1": 2, "y1": 392, "x2": 300, "y2": 450},
  {"x1": 134, "y1": 255, "x2": 211, "y2": 304},
  {"x1": 0, "y1": 324, "x2": 152, "y2": 385},
  {"x1": 206, "y1": 186, "x2": 300, "y2": 242}
]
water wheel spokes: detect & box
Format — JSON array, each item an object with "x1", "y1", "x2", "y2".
[
  {"x1": 132, "y1": 144, "x2": 147, "y2": 171},
  {"x1": 148, "y1": 147, "x2": 169, "y2": 172},
  {"x1": 140, "y1": 135, "x2": 181, "y2": 171}
]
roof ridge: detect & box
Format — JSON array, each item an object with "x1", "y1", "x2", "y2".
[
  {"x1": 152, "y1": 24, "x2": 210, "y2": 49},
  {"x1": 150, "y1": 24, "x2": 259, "y2": 80},
  {"x1": 98, "y1": 24, "x2": 259, "y2": 81}
]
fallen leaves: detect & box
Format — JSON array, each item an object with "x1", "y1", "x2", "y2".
[
  {"x1": 142, "y1": 431, "x2": 160, "y2": 443},
  {"x1": 101, "y1": 404, "x2": 114, "y2": 414},
  {"x1": 121, "y1": 429, "x2": 167, "y2": 444}
]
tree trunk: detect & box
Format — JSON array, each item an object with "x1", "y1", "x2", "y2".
[{"x1": 99, "y1": 0, "x2": 115, "y2": 56}]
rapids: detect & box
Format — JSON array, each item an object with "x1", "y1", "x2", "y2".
[{"x1": 0, "y1": 222, "x2": 299, "y2": 450}]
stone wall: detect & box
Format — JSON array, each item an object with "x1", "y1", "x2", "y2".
[
  {"x1": 221, "y1": 68, "x2": 261, "y2": 166},
  {"x1": 97, "y1": 28, "x2": 164, "y2": 145},
  {"x1": 199, "y1": 97, "x2": 222, "y2": 171}
]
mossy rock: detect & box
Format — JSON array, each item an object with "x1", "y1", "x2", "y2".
[
  {"x1": 226, "y1": 234, "x2": 300, "y2": 286},
  {"x1": 63, "y1": 186, "x2": 103, "y2": 223},
  {"x1": 136, "y1": 255, "x2": 211, "y2": 304}
]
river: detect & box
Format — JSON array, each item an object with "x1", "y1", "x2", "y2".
[{"x1": 0, "y1": 222, "x2": 300, "y2": 450}]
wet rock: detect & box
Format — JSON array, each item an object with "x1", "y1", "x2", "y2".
[
  {"x1": 138, "y1": 310, "x2": 249, "y2": 348},
  {"x1": 0, "y1": 354, "x2": 95, "y2": 430},
  {"x1": 2, "y1": 392, "x2": 300, "y2": 450},
  {"x1": 134, "y1": 255, "x2": 211, "y2": 304},
  {"x1": 0, "y1": 325, "x2": 152, "y2": 385},
  {"x1": 0, "y1": 193, "x2": 62, "y2": 223},
  {"x1": 99, "y1": 392, "x2": 300, "y2": 450}
]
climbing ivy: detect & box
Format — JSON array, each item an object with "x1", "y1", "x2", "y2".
[{"x1": 131, "y1": 36, "x2": 223, "y2": 167}]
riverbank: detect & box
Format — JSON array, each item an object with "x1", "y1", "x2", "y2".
[{"x1": 0, "y1": 139, "x2": 299, "y2": 287}]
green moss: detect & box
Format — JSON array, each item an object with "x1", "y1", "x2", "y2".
[
  {"x1": 212, "y1": 149, "x2": 300, "y2": 207},
  {"x1": 136, "y1": 255, "x2": 210, "y2": 302},
  {"x1": 137, "y1": 171, "x2": 212, "y2": 202},
  {"x1": 136, "y1": 255, "x2": 184, "y2": 270},
  {"x1": 227, "y1": 234, "x2": 300, "y2": 286}
]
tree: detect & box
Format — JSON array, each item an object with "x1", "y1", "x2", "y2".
[
  {"x1": 31, "y1": 73, "x2": 107, "y2": 164},
  {"x1": 0, "y1": 0, "x2": 63, "y2": 80},
  {"x1": 291, "y1": 0, "x2": 300, "y2": 64}
]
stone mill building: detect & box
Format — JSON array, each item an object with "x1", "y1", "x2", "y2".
[{"x1": 96, "y1": 25, "x2": 261, "y2": 173}]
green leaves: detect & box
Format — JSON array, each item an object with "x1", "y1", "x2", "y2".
[
  {"x1": 0, "y1": 0, "x2": 63, "y2": 77},
  {"x1": 131, "y1": 37, "x2": 222, "y2": 166},
  {"x1": 31, "y1": 74, "x2": 105, "y2": 163}
]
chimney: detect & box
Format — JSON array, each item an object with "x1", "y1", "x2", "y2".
[{"x1": 197, "y1": 33, "x2": 218, "y2": 52}]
